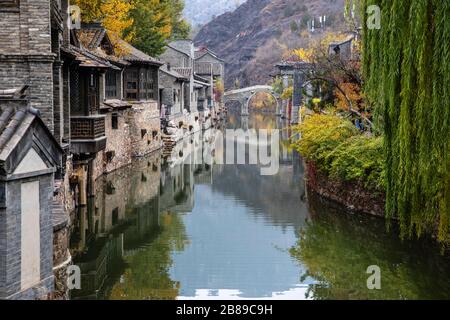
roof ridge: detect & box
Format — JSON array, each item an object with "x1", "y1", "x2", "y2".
[
  {"x1": 0, "y1": 107, "x2": 28, "y2": 152},
  {"x1": 0, "y1": 107, "x2": 15, "y2": 137}
]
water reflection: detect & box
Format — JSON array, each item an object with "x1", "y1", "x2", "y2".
[
  {"x1": 291, "y1": 191, "x2": 450, "y2": 300},
  {"x1": 70, "y1": 112, "x2": 450, "y2": 300}
]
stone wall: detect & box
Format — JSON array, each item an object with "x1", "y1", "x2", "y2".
[
  {"x1": 52, "y1": 225, "x2": 70, "y2": 300},
  {"x1": 95, "y1": 109, "x2": 134, "y2": 175},
  {"x1": 305, "y1": 161, "x2": 386, "y2": 218},
  {"x1": 128, "y1": 101, "x2": 162, "y2": 157}
]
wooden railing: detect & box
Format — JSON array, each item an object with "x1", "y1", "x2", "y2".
[{"x1": 71, "y1": 115, "x2": 106, "y2": 140}]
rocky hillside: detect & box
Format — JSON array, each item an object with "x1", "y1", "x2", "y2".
[
  {"x1": 194, "y1": 0, "x2": 346, "y2": 88},
  {"x1": 184, "y1": 0, "x2": 246, "y2": 27}
]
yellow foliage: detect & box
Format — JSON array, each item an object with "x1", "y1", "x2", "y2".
[
  {"x1": 281, "y1": 86, "x2": 293, "y2": 100},
  {"x1": 335, "y1": 82, "x2": 364, "y2": 112},
  {"x1": 291, "y1": 32, "x2": 353, "y2": 63},
  {"x1": 74, "y1": 0, "x2": 133, "y2": 39},
  {"x1": 292, "y1": 48, "x2": 314, "y2": 63},
  {"x1": 101, "y1": 0, "x2": 134, "y2": 40}
]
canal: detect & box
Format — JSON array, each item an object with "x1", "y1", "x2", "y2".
[{"x1": 70, "y1": 112, "x2": 450, "y2": 300}]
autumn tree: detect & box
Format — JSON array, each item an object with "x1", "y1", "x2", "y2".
[
  {"x1": 166, "y1": 0, "x2": 191, "y2": 40},
  {"x1": 73, "y1": 0, "x2": 133, "y2": 40},
  {"x1": 290, "y1": 32, "x2": 367, "y2": 126},
  {"x1": 74, "y1": 0, "x2": 191, "y2": 56}
]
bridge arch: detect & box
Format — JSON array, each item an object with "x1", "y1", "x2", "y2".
[{"x1": 224, "y1": 85, "x2": 280, "y2": 116}]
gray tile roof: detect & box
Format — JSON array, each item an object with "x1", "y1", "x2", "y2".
[
  {"x1": 160, "y1": 64, "x2": 189, "y2": 81},
  {"x1": 173, "y1": 67, "x2": 192, "y2": 78},
  {"x1": 75, "y1": 27, "x2": 106, "y2": 50},
  {"x1": 0, "y1": 105, "x2": 45, "y2": 162},
  {"x1": 194, "y1": 47, "x2": 225, "y2": 62},
  {"x1": 69, "y1": 45, "x2": 118, "y2": 69},
  {"x1": 118, "y1": 39, "x2": 163, "y2": 66}
]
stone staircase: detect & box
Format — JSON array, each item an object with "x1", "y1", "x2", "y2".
[{"x1": 161, "y1": 134, "x2": 177, "y2": 157}]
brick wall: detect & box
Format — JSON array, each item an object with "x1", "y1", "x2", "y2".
[
  {"x1": 0, "y1": 174, "x2": 54, "y2": 300},
  {"x1": 0, "y1": 0, "x2": 56, "y2": 132}
]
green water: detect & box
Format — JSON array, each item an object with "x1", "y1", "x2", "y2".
[{"x1": 70, "y1": 112, "x2": 450, "y2": 300}]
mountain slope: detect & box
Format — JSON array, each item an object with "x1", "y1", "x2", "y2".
[
  {"x1": 194, "y1": 0, "x2": 346, "y2": 88},
  {"x1": 184, "y1": 0, "x2": 246, "y2": 26}
]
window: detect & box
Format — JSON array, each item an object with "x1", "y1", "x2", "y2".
[
  {"x1": 0, "y1": 0, "x2": 19, "y2": 10},
  {"x1": 112, "y1": 208, "x2": 119, "y2": 226},
  {"x1": 124, "y1": 67, "x2": 155, "y2": 101},
  {"x1": 124, "y1": 68, "x2": 138, "y2": 100},
  {"x1": 141, "y1": 68, "x2": 155, "y2": 100},
  {"x1": 111, "y1": 113, "x2": 118, "y2": 129},
  {"x1": 83, "y1": 70, "x2": 99, "y2": 114},
  {"x1": 106, "y1": 71, "x2": 118, "y2": 99}
]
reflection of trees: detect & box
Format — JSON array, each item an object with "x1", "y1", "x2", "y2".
[
  {"x1": 108, "y1": 213, "x2": 188, "y2": 300},
  {"x1": 290, "y1": 192, "x2": 450, "y2": 300}
]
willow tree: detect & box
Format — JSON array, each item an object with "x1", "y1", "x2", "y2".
[{"x1": 361, "y1": 0, "x2": 450, "y2": 242}]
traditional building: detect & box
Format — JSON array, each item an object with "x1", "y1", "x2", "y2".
[
  {"x1": 194, "y1": 46, "x2": 225, "y2": 81},
  {"x1": 0, "y1": 0, "x2": 164, "y2": 299},
  {"x1": 0, "y1": 0, "x2": 73, "y2": 300},
  {"x1": 159, "y1": 40, "x2": 201, "y2": 133},
  {"x1": 328, "y1": 35, "x2": 356, "y2": 61},
  {"x1": 193, "y1": 74, "x2": 212, "y2": 130},
  {"x1": 74, "y1": 24, "x2": 163, "y2": 176},
  {"x1": 194, "y1": 46, "x2": 226, "y2": 123},
  {"x1": 0, "y1": 87, "x2": 64, "y2": 299},
  {"x1": 159, "y1": 63, "x2": 189, "y2": 143}
]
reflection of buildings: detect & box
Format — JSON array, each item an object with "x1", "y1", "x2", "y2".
[
  {"x1": 160, "y1": 127, "x2": 219, "y2": 213},
  {"x1": 210, "y1": 113, "x2": 308, "y2": 229},
  {"x1": 160, "y1": 163, "x2": 195, "y2": 214},
  {"x1": 70, "y1": 127, "x2": 220, "y2": 298},
  {"x1": 70, "y1": 152, "x2": 162, "y2": 299}
]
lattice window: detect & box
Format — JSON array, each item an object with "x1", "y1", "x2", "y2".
[
  {"x1": 124, "y1": 68, "x2": 138, "y2": 100},
  {"x1": 88, "y1": 72, "x2": 99, "y2": 114},
  {"x1": 147, "y1": 69, "x2": 155, "y2": 100},
  {"x1": 70, "y1": 66, "x2": 81, "y2": 115},
  {"x1": 106, "y1": 71, "x2": 118, "y2": 99}
]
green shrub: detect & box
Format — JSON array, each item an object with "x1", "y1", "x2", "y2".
[
  {"x1": 328, "y1": 135, "x2": 384, "y2": 191},
  {"x1": 292, "y1": 114, "x2": 385, "y2": 191}
]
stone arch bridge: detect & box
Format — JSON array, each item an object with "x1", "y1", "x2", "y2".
[{"x1": 224, "y1": 85, "x2": 280, "y2": 116}]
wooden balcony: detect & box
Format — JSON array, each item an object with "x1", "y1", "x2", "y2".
[{"x1": 70, "y1": 115, "x2": 107, "y2": 154}]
